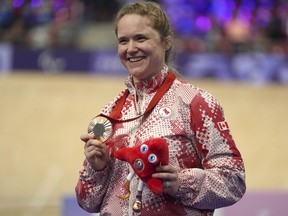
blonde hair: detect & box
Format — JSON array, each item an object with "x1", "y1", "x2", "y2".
[{"x1": 114, "y1": 1, "x2": 175, "y2": 70}]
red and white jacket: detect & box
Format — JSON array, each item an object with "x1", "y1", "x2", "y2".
[{"x1": 76, "y1": 67, "x2": 246, "y2": 216}]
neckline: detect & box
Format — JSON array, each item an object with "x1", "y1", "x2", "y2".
[{"x1": 100, "y1": 72, "x2": 176, "y2": 124}]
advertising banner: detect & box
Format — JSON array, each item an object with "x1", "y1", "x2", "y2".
[
  {"x1": 12, "y1": 47, "x2": 91, "y2": 73},
  {"x1": 10, "y1": 46, "x2": 288, "y2": 84}
]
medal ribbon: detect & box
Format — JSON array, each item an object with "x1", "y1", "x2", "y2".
[{"x1": 99, "y1": 72, "x2": 176, "y2": 124}]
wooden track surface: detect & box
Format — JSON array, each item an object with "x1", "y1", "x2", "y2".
[{"x1": 1, "y1": 72, "x2": 288, "y2": 215}]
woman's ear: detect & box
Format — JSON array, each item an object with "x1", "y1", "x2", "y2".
[{"x1": 162, "y1": 36, "x2": 172, "y2": 51}]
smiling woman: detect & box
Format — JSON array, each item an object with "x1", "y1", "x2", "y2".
[{"x1": 75, "y1": 2, "x2": 246, "y2": 216}]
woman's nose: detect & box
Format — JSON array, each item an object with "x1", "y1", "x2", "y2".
[{"x1": 127, "y1": 41, "x2": 138, "y2": 53}]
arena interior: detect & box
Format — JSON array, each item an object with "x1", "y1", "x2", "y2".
[{"x1": 0, "y1": 0, "x2": 288, "y2": 216}]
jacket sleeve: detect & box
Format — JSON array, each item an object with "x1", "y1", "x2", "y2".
[
  {"x1": 75, "y1": 159, "x2": 112, "y2": 213},
  {"x1": 174, "y1": 91, "x2": 246, "y2": 209}
]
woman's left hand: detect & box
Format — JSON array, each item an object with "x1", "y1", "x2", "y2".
[{"x1": 152, "y1": 165, "x2": 179, "y2": 196}]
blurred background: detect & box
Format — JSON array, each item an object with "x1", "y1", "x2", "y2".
[{"x1": 0, "y1": 0, "x2": 287, "y2": 215}]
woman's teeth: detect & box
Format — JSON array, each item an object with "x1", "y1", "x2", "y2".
[{"x1": 129, "y1": 57, "x2": 144, "y2": 62}]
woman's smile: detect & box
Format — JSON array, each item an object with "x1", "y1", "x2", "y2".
[{"x1": 128, "y1": 56, "x2": 146, "y2": 62}]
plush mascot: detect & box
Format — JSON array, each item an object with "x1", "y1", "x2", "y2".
[{"x1": 114, "y1": 138, "x2": 169, "y2": 212}]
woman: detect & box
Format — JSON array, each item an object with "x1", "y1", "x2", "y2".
[{"x1": 76, "y1": 2, "x2": 246, "y2": 215}]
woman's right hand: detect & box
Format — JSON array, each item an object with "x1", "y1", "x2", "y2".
[{"x1": 80, "y1": 133, "x2": 109, "y2": 171}]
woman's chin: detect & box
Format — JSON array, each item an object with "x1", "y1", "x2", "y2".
[{"x1": 128, "y1": 69, "x2": 146, "y2": 80}]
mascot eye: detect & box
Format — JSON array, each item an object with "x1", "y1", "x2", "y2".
[
  {"x1": 148, "y1": 154, "x2": 157, "y2": 163},
  {"x1": 134, "y1": 159, "x2": 144, "y2": 171},
  {"x1": 140, "y1": 144, "x2": 149, "y2": 153}
]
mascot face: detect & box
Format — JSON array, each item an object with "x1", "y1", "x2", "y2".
[
  {"x1": 133, "y1": 143, "x2": 161, "y2": 178},
  {"x1": 115, "y1": 138, "x2": 169, "y2": 179}
]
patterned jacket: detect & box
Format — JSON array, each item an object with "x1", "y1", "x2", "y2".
[{"x1": 76, "y1": 68, "x2": 246, "y2": 216}]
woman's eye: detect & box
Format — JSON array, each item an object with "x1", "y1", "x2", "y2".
[
  {"x1": 140, "y1": 144, "x2": 148, "y2": 153},
  {"x1": 148, "y1": 154, "x2": 157, "y2": 163},
  {"x1": 137, "y1": 37, "x2": 146, "y2": 42},
  {"x1": 118, "y1": 39, "x2": 127, "y2": 45}
]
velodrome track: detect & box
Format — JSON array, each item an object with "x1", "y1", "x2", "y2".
[{"x1": 1, "y1": 71, "x2": 288, "y2": 215}]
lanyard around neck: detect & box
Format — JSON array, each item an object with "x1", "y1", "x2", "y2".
[{"x1": 99, "y1": 72, "x2": 176, "y2": 124}]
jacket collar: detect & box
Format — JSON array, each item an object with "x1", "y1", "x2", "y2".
[{"x1": 125, "y1": 65, "x2": 169, "y2": 94}]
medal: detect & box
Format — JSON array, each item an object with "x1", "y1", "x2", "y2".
[{"x1": 88, "y1": 116, "x2": 113, "y2": 142}]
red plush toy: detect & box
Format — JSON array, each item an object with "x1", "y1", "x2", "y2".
[{"x1": 114, "y1": 137, "x2": 169, "y2": 212}]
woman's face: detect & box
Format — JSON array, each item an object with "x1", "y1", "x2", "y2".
[{"x1": 117, "y1": 14, "x2": 169, "y2": 83}]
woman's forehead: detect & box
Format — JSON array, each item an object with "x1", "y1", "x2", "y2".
[
  {"x1": 117, "y1": 14, "x2": 155, "y2": 35},
  {"x1": 118, "y1": 14, "x2": 153, "y2": 26}
]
